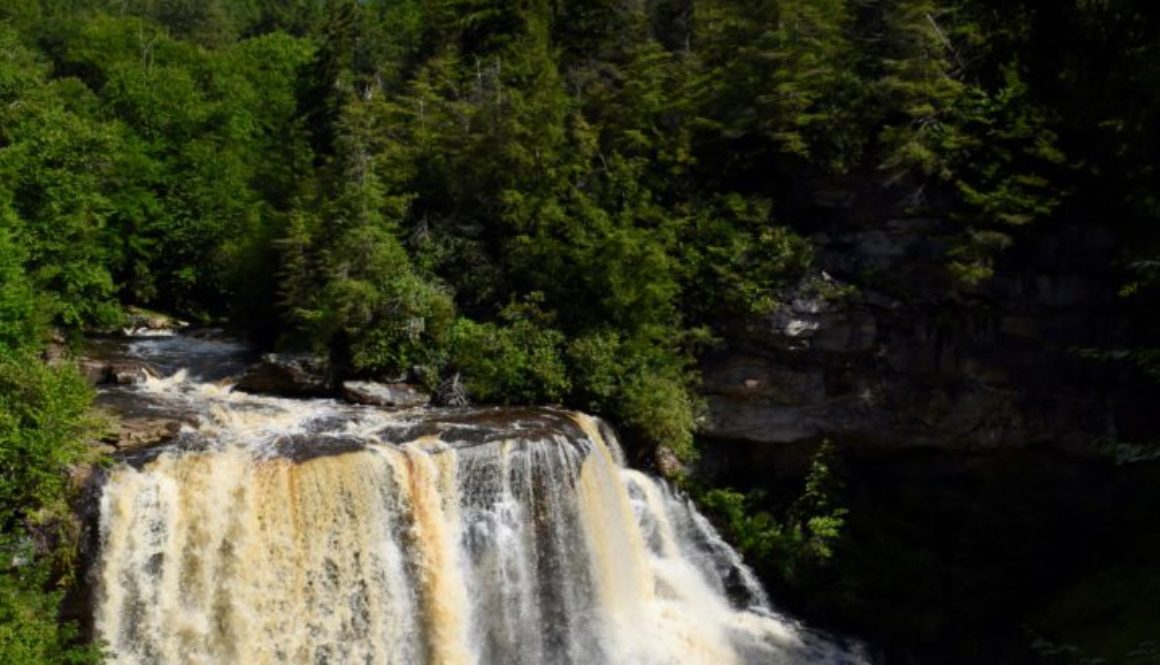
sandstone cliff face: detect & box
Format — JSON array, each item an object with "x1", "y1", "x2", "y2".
[{"x1": 700, "y1": 183, "x2": 1155, "y2": 455}]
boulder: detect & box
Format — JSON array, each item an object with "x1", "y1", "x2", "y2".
[
  {"x1": 234, "y1": 353, "x2": 334, "y2": 398},
  {"x1": 78, "y1": 359, "x2": 111, "y2": 385},
  {"x1": 654, "y1": 446, "x2": 688, "y2": 480},
  {"x1": 111, "y1": 362, "x2": 153, "y2": 385},
  {"x1": 342, "y1": 381, "x2": 430, "y2": 408},
  {"x1": 77, "y1": 359, "x2": 154, "y2": 386},
  {"x1": 105, "y1": 417, "x2": 182, "y2": 452},
  {"x1": 121, "y1": 307, "x2": 189, "y2": 336}
]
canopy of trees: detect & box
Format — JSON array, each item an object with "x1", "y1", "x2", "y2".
[{"x1": 1, "y1": 0, "x2": 1156, "y2": 458}]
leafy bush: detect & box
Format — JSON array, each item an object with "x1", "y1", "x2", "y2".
[
  {"x1": 0, "y1": 224, "x2": 44, "y2": 354},
  {"x1": 0, "y1": 559, "x2": 100, "y2": 665},
  {"x1": 684, "y1": 194, "x2": 813, "y2": 318},
  {"x1": 0, "y1": 356, "x2": 103, "y2": 664},
  {"x1": 0, "y1": 356, "x2": 99, "y2": 540},
  {"x1": 450, "y1": 296, "x2": 570, "y2": 404},
  {"x1": 616, "y1": 369, "x2": 700, "y2": 463},
  {"x1": 698, "y1": 441, "x2": 848, "y2": 585}
]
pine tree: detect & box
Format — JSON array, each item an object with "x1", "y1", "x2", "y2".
[
  {"x1": 874, "y1": 0, "x2": 968, "y2": 181},
  {"x1": 693, "y1": 0, "x2": 860, "y2": 178}
]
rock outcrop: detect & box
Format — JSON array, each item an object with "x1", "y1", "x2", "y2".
[
  {"x1": 700, "y1": 182, "x2": 1156, "y2": 455},
  {"x1": 78, "y1": 359, "x2": 155, "y2": 386},
  {"x1": 121, "y1": 306, "x2": 189, "y2": 336},
  {"x1": 342, "y1": 381, "x2": 430, "y2": 408},
  {"x1": 104, "y1": 417, "x2": 183, "y2": 452},
  {"x1": 233, "y1": 353, "x2": 334, "y2": 398}
]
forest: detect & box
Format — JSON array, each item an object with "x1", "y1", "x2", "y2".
[{"x1": 0, "y1": 0, "x2": 1157, "y2": 662}]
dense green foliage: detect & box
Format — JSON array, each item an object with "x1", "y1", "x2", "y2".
[
  {"x1": 698, "y1": 441, "x2": 848, "y2": 586},
  {"x1": 1, "y1": 0, "x2": 1156, "y2": 459},
  {"x1": 0, "y1": 1, "x2": 1157, "y2": 657},
  {"x1": 0, "y1": 240, "x2": 101, "y2": 660},
  {"x1": 0, "y1": 54, "x2": 104, "y2": 652},
  {"x1": 0, "y1": 357, "x2": 102, "y2": 665}
]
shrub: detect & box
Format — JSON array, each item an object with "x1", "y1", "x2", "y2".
[
  {"x1": 697, "y1": 441, "x2": 848, "y2": 585},
  {"x1": 0, "y1": 355, "x2": 103, "y2": 664},
  {"x1": 449, "y1": 295, "x2": 570, "y2": 404}
]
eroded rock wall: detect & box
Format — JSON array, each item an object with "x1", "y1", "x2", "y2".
[{"x1": 700, "y1": 181, "x2": 1155, "y2": 455}]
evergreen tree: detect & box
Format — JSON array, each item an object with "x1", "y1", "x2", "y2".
[
  {"x1": 693, "y1": 0, "x2": 860, "y2": 181},
  {"x1": 873, "y1": 0, "x2": 968, "y2": 182}
]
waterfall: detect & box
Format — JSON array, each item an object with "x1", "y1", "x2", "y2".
[{"x1": 92, "y1": 338, "x2": 868, "y2": 665}]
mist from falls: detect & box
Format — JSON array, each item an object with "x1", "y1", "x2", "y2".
[{"x1": 92, "y1": 336, "x2": 868, "y2": 665}]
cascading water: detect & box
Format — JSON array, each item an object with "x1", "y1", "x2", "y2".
[{"x1": 91, "y1": 335, "x2": 869, "y2": 665}]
